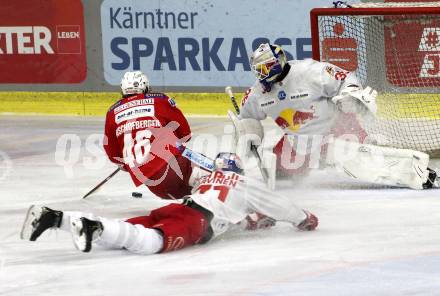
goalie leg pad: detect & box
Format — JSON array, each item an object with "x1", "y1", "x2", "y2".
[{"x1": 329, "y1": 139, "x2": 430, "y2": 189}]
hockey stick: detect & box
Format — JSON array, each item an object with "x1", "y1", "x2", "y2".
[
  {"x1": 82, "y1": 147, "x2": 213, "y2": 200},
  {"x1": 225, "y1": 86, "x2": 270, "y2": 183},
  {"x1": 181, "y1": 147, "x2": 215, "y2": 172},
  {"x1": 82, "y1": 167, "x2": 121, "y2": 199}
]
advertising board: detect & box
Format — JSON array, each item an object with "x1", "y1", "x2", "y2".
[
  {"x1": 101, "y1": 0, "x2": 330, "y2": 88},
  {"x1": 0, "y1": 0, "x2": 87, "y2": 83}
]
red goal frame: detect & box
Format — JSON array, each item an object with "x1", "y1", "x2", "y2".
[{"x1": 310, "y1": 6, "x2": 440, "y2": 61}]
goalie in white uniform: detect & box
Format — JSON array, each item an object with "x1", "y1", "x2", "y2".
[
  {"x1": 231, "y1": 43, "x2": 438, "y2": 189},
  {"x1": 21, "y1": 153, "x2": 318, "y2": 254}
]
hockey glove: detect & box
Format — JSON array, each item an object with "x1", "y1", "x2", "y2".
[
  {"x1": 228, "y1": 110, "x2": 264, "y2": 156},
  {"x1": 332, "y1": 86, "x2": 378, "y2": 115}
]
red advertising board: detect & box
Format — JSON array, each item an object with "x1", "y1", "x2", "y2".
[
  {"x1": 384, "y1": 0, "x2": 440, "y2": 87},
  {"x1": 0, "y1": 0, "x2": 86, "y2": 83},
  {"x1": 384, "y1": 15, "x2": 440, "y2": 87}
]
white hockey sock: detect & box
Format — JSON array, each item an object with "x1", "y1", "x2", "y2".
[
  {"x1": 60, "y1": 212, "x2": 163, "y2": 254},
  {"x1": 97, "y1": 219, "x2": 163, "y2": 255},
  {"x1": 59, "y1": 211, "x2": 96, "y2": 232}
]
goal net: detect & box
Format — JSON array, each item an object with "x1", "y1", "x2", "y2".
[{"x1": 311, "y1": 2, "x2": 440, "y2": 156}]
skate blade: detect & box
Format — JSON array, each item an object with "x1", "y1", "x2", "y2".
[{"x1": 20, "y1": 205, "x2": 41, "y2": 240}]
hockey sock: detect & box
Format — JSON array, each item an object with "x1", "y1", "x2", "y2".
[
  {"x1": 97, "y1": 219, "x2": 164, "y2": 255},
  {"x1": 59, "y1": 211, "x2": 97, "y2": 232},
  {"x1": 60, "y1": 212, "x2": 163, "y2": 254}
]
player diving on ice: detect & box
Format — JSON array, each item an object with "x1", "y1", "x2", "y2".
[
  {"x1": 21, "y1": 153, "x2": 318, "y2": 254},
  {"x1": 230, "y1": 43, "x2": 439, "y2": 190}
]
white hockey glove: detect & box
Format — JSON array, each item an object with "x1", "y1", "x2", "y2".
[
  {"x1": 228, "y1": 110, "x2": 264, "y2": 156},
  {"x1": 332, "y1": 86, "x2": 378, "y2": 115}
]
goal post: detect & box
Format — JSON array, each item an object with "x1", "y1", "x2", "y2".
[{"x1": 310, "y1": 2, "x2": 440, "y2": 156}]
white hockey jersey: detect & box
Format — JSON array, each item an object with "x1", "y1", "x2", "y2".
[
  {"x1": 189, "y1": 170, "x2": 307, "y2": 237},
  {"x1": 240, "y1": 59, "x2": 361, "y2": 136}
]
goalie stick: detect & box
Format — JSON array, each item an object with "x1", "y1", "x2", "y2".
[
  {"x1": 82, "y1": 147, "x2": 214, "y2": 199},
  {"x1": 225, "y1": 86, "x2": 270, "y2": 183}
]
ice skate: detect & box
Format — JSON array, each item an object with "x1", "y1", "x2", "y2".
[
  {"x1": 71, "y1": 217, "x2": 103, "y2": 253},
  {"x1": 20, "y1": 205, "x2": 63, "y2": 241},
  {"x1": 296, "y1": 211, "x2": 318, "y2": 231},
  {"x1": 423, "y1": 168, "x2": 439, "y2": 189}
]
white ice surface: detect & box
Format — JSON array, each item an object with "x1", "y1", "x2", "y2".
[{"x1": 1, "y1": 115, "x2": 440, "y2": 296}]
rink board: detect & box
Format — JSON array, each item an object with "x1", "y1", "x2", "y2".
[
  {"x1": 1, "y1": 92, "x2": 440, "y2": 118},
  {"x1": 0, "y1": 92, "x2": 232, "y2": 116}
]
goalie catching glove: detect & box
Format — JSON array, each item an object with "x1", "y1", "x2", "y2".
[{"x1": 332, "y1": 85, "x2": 378, "y2": 115}]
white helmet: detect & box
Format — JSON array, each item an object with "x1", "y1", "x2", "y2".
[
  {"x1": 214, "y1": 152, "x2": 244, "y2": 174},
  {"x1": 250, "y1": 43, "x2": 287, "y2": 91},
  {"x1": 120, "y1": 71, "x2": 150, "y2": 96}
]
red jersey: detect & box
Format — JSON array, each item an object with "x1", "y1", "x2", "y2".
[{"x1": 104, "y1": 92, "x2": 191, "y2": 186}]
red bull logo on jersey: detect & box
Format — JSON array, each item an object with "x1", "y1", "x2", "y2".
[{"x1": 275, "y1": 108, "x2": 317, "y2": 132}]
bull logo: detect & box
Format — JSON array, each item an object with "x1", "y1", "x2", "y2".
[{"x1": 275, "y1": 108, "x2": 317, "y2": 132}]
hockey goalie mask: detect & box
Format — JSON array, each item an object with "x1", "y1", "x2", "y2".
[
  {"x1": 120, "y1": 71, "x2": 150, "y2": 96},
  {"x1": 214, "y1": 152, "x2": 244, "y2": 174},
  {"x1": 250, "y1": 43, "x2": 287, "y2": 91}
]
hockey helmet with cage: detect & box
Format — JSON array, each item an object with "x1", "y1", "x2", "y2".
[
  {"x1": 214, "y1": 152, "x2": 244, "y2": 174},
  {"x1": 250, "y1": 43, "x2": 287, "y2": 91},
  {"x1": 120, "y1": 71, "x2": 150, "y2": 96}
]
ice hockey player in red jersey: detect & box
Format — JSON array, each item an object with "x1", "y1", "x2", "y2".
[
  {"x1": 104, "y1": 71, "x2": 197, "y2": 199},
  {"x1": 21, "y1": 153, "x2": 318, "y2": 254}
]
